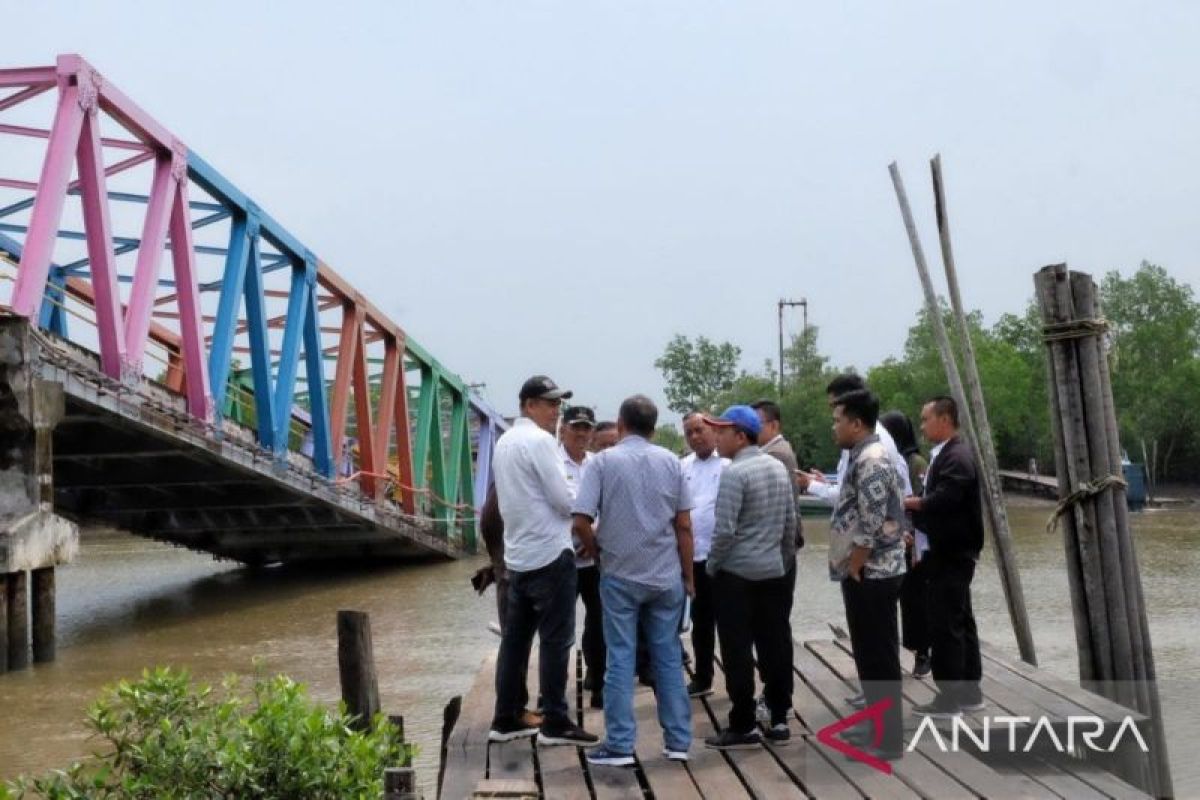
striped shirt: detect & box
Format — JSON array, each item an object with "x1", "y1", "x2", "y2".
[
  {"x1": 572, "y1": 435, "x2": 693, "y2": 589},
  {"x1": 707, "y1": 445, "x2": 796, "y2": 581}
]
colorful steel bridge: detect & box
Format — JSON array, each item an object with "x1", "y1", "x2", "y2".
[{"x1": 0, "y1": 53, "x2": 507, "y2": 601}]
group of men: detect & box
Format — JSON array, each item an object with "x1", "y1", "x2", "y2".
[{"x1": 481, "y1": 371, "x2": 985, "y2": 765}]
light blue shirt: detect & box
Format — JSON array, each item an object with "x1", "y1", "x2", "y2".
[{"x1": 572, "y1": 435, "x2": 693, "y2": 589}]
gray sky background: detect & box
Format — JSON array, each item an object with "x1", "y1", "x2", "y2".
[{"x1": 10, "y1": 2, "x2": 1200, "y2": 421}]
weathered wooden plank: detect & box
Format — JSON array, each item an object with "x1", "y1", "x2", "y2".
[
  {"x1": 1059, "y1": 757, "x2": 1153, "y2": 800},
  {"x1": 980, "y1": 642, "x2": 1147, "y2": 723},
  {"x1": 632, "y1": 685, "x2": 703, "y2": 799},
  {"x1": 583, "y1": 704, "x2": 644, "y2": 799},
  {"x1": 805, "y1": 641, "x2": 975, "y2": 799},
  {"x1": 684, "y1": 694, "x2": 754, "y2": 800},
  {"x1": 790, "y1": 643, "x2": 920, "y2": 800},
  {"x1": 820, "y1": 639, "x2": 1057, "y2": 800},
  {"x1": 537, "y1": 650, "x2": 591, "y2": 800},
  {"x1": 1004, "y1": 754, "x2": 1109, "y2": 800},
  {"x1": 440, "y1": 654, "x2": 497, "y2": 800},
  {"x1": 489, "y1": 737, "x2": 535, "y2": 784},
  {"x1": 703, "y1": 690, "x2": 806, "y2": 799}
]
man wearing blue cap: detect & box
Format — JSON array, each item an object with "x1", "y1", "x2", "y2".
[{"x1": 705, "y1": 405, "x2": 797, "y2": 748}]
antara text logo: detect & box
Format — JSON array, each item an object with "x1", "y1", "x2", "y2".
[
  {"x1": 817, "y1": 699, "x2": 1150, "y2": 776},
  {"x1": 908, "y1": 714, "x2": 1150, "y2": 756}
]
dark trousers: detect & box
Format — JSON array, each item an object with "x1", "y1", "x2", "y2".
[
  {"x1": 900, "y1": 553, "x2": 930, "y2": 654},
  {"x1": 927, "y1": 555, "x2": 982, "y2": 704},
  {"x1": 576, "y1": 564, "x2": 606, "y2": 693},
  {"x1": 494, "y1": 549, "x2": 576, "y2": 726},
  {"x1": 690, "y1": 560, "x2": 716, "y2": 686},
  {"x1": 714, "y1": 570, "x2": 794, "y2": 733},
  {"x1": 842, "y1": 575, "x2": 904, "y2": 752}
]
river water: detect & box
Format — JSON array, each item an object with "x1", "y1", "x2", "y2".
[{"x1": 1, "y1": 499, "x2": 1197, "y2": 796}]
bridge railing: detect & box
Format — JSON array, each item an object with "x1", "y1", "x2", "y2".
[{"x1": 0, "y1": 54, "x2": 506, "y2": 550}]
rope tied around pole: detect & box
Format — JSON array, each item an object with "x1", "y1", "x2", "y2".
[
  {"x1": 1041, "y1": 316, "x2": 1109, "y2": 343},
  {"x1": 1046, "y1": 473, "x2": 1128, "y2": 534}
]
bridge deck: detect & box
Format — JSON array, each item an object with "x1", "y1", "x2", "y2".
[
  {"x1": 3, "y1": 315, "x2": 466, "y2": 564},
  {"x1": 440, "y1": 638, "x2": 1150, "y2": 799}
]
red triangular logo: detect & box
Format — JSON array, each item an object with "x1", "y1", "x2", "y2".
[{"x1": 816, "y1": 697, "x2": 895, "y2": 775}]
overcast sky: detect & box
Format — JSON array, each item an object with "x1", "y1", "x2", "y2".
[{"x1": 10, "y1": 2, "x2": 1200, "y2": 421}]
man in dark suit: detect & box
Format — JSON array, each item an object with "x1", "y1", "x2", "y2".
[{"x1": 904, "y1": 396, "x2": 985, "y2": 718}]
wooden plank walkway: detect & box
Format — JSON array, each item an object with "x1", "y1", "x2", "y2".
[{"x1": 439, "y1": 639, "x2": 1152, "y2": 799}]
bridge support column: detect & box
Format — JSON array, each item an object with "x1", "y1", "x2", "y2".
[
  {"x1": 5, "y1": 570, "x2": 28, "y2": 670},
  {"x1": 32, "y1": 566, "x2": 55, "y2": 663},
  {"x1": 0, "y1": 320, "x2": 80, "y2": 669}
]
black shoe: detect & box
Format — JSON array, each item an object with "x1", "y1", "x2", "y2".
[
  {"x1": 705, "y1": 729, "x2": 762, "y2": 750},
  {"x1": 912, "y1": 695, "x2": 961, "y2": 719},
  {"x1": 763, "y1": 723, "x2": 790, "y2": 744},
  {"x1": 845, "y1": 692, "x2": 866, "y2": 709},
  {"x1": 489, "y1": 717, "x2": 539, "y2": 742},
  {"x1": 845, "y1": 744, "x2": 903, "y2": 762},
  {"x1": 687, "y1": 681, "x2": 713, "y2": 698},
  {"x1": 538, "y1": 721, "x2": 600, "y2": 747},
  {"x1": 912, "y1": 652, "x2": 931, "y2": 679}
]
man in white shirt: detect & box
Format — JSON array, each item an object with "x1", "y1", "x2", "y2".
[
  {"x1": 796, "y1": 374, "x2": 912, "y2": 501},
  {"x1": 680, "y1": 411, "x2": 729, "y2": 697},
  {"x1": 559, "y1": 405, "x2": 605, "y2": 708},
  {"x1": 490, "y1": 375, "x2": 598, "y2": 747}
]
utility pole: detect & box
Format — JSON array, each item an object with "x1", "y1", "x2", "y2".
[{"x1": 777, "y1": 298, "x2": 808, "y2": 391}]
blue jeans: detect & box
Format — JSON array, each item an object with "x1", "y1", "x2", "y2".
[{"x1": 600, "y1": 574, "x2": 691, "y2": 753}]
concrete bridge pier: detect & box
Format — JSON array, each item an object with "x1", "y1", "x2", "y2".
[{"x1": 0, "y1": 327, "x2": 79, "y2": 671}]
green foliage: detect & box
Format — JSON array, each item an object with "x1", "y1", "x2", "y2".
[
  {"x1": 708, "y1": 326, "x2": 845, "y2": 470},
  {"x1": 655, "y1": 261, "x2": 1200, "y2": 481},
  {"x1": 653, "y1": 423, "x2": 687, "y2": 455},
  {"x1": 867, "y1": 303, "x2": 1053, "y2": 470},
  {"x1": 1102, "y1": 262, "x2": 1200, "y2": 480},
  {"x1": 3, "y1": 667, "x2": 408, "y2": 800},
  {"x1": 654, "y1": 335, "x2": 741, "y2": 414}
]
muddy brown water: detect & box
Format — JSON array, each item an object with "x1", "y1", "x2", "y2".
[{"x1": 1, "y1": 500, "x2": 1197, "y2": 795}]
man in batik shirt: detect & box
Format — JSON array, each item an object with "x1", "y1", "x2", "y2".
[{"x1": 828, "y1": 389, "x2": 907, "y2": 762}]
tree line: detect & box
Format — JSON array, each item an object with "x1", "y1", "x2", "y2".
[{"x1": 655, "y1": 262, "x2": 1200, "y2": 484}]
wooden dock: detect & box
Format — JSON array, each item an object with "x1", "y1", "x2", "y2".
[{"x1": 439, "y1": 637, "x2": 1152, "y2": 799}]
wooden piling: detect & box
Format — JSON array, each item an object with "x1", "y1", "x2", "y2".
[
  {"x1": 6, "y1": 570, "x2": 28, "y2": 670},
  {"x1": 0, "y1": 574, "x2": 8, "y2": 673},
  {"x1": 31, "y1": 566, "x2": 55, "y2": 663},
  {"x1": 438, "y1": 695, "x2": 462, "y2": 798},
  {"x1": 383, "y1": 767, "x2": 417, "y2": 800},
  {"x1": 928, "y1": 155, "x2": 1038, "y2": 665},
  {"x1": 1034, "y1": 263, "x2": 1173, "y2": 797},
  {"x1": 336, "y1": 609, "x2": 381, "y2": 730},
  {"x1": 889, "y1": 161, "x2": 1037, "y2": 664}
]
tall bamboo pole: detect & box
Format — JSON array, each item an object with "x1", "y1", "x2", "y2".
[
  {"x1": 889, "y1": 162, "x2": 1037, "y2": 664},
  {"x1": 929, "y1": 155, "x2": 1037, "y2": 665}
]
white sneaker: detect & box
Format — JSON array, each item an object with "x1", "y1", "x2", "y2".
[
  {"x1": 662, "y1": 746, "x2": 688, "y2": 762},
  {"x1": 487, "y1": 621, "x2": 502, "y2": 637}
]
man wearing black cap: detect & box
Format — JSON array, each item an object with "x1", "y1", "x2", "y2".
[
  {"x1": 489, "y1": 376, "x2": 598, "y2": 746},
  {"x1": 559, "y1": 405, "x2": 606, "y2": 708}
]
